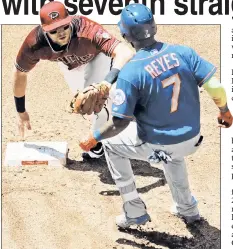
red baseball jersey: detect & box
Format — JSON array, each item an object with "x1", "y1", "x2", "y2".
[{"x1": 15, "y1": 16, "x2": 121, "y2": 72}]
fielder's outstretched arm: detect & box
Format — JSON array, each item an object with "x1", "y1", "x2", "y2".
[
  {"x1": 13, "y1": 68, "x2": 27, "y2": 99},
  {"x1": 111, "y1": 42, "x2": 135, "y2": 70},
  {"x1": 13, "y1": 68, "x2": 31, "y2": 138},
  {"x1": 94, "y1": 116, "x2": 130, "y2": 140},
  {"x1": 103, "y1": 43, "x2": 135, "y2": 86}
]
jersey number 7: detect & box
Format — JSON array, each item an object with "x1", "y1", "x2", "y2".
[{"x1": 161, "y1": 74, "x2": 181, "y2": 113}]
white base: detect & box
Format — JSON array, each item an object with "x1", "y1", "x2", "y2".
[{"x1": 4, "y1": 142, "x2": 68, "y2": 167}]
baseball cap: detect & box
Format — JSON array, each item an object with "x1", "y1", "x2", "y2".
[{"x1": 40, "y1": 1, "x2": 73, "y2": 32}]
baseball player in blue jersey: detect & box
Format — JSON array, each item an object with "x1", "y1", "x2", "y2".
[{"x1": 79, "y1": 3, "x2": 233, "y2": 228}]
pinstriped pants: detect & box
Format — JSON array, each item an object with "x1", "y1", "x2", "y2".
[{"x1": 103, "y1": 122, "x2": 201, "y2": 218}]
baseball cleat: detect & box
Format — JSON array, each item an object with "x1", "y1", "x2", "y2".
[
  {"x1": 116, "y1": 213, "x2": 151, "y2": 228},
  {"x1": 182, "y1": 214, "x2": 201, "y2": 224},
  {"x1": 175, "y1": 213, "x2": 201, "y2": 224},
  {"x1": 171, "y1": 206, "x2": 201, "y2": 224},
  {"x1": 82, "y1": 142, "x2": 104, "y2": 159}
]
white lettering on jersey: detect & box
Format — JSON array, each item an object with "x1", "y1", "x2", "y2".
[{"x1": 145, "y1": 53, "x2": 180, "y2": 79}]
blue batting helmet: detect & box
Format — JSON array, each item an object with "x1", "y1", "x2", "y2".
[{"x1": 118, "y1": 3, "x2": 157, "y2": 43}]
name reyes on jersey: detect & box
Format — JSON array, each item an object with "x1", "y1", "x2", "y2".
[{"x1": 145, "y1": 53, "x2": 180, "y2": 79}]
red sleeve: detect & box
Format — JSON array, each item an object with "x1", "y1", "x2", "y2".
[
  {"x1": 77, "y1": 16, "x2": 121, "y2": 57},
  {"x1": 15, "y1": 27, "x2": 40, "y2": 72}
]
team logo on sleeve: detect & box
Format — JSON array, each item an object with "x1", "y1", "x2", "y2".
[
  {"x1": 112, "y1": 89, "x2": 126, "y2": 105},
  {"x1": 95, "y1": 30, "x2": 111, "y2": 39},
  {"x1": 102, "y1": 32, "x2": 111, "y2": 39}
]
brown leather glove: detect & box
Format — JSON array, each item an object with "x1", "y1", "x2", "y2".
[{"x1": 70, "y1": 81, "x2": 110, "y2": 115}]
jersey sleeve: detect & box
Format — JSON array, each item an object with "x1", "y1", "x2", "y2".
[
  {"x1": 186, "y1": 47, "x2": 217, "y2": 87},
  {"x1": 15, "y1": 35, "x2": 40, "y2": 72},
  {"x1": 78, "y1": 16, "x2": 121, "y2": 57},
  {"x1": 111, "y1": 78, "x2": 138, "y2": 120}
]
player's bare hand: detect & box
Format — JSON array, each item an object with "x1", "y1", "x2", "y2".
[
  {"x1": 218, "y1": 110, "x2": 233, "y2": 128},
  {"x1": 18, "y1": 111, "x2": 32, "y2": 138}
]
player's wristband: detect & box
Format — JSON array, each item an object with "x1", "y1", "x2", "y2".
[
  {"x1": 104, "y1": 68, "x2": 120, "y2": 84},
  {"x1": 14, "y1": 96, "x2": 26, "y2": 113},
  {"x1": 219, "y1": 104, "x2": 229, "y2": 113},
  {"x1": 93, "y1": 130, "x2": 102, "y2": 142}
]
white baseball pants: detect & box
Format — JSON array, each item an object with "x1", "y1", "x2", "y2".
[
  {"x1": 103, "y1": 122, "x2": 202, "y2": 218},
  {"x1": 58, "y1": 53, "x2": 113, "y2": 130}
]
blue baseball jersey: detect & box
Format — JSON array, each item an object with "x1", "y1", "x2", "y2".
[{"x1": 111, "y1": 42, "x2": 217, "y2": 145}]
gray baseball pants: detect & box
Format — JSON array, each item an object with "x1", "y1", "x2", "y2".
[{"x1": 103, "y1": 122, "x2": 202, "y2": 218}]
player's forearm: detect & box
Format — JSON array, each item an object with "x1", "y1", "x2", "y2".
[
  {"x1": 93, "y1": 116, "x2": 130, "y2": 141},
  {"x1": 79, "y1": 117, "x2": 130, "y2": 152},
  {"x1": 13, "y1": 68, "x2": 28, "y2": 113},
  {"x1": 103, "y1": 43, "x2": 134, "y2": 86},
  {"x1": 203, "y1": 77, "x2": 229, "y2": 113},
  {"x1": 112, "y1": 42, "x2": 135, "y2": 69},
  {"x1": 13, "y1": 68, "x2": 28, "y2": 97}
]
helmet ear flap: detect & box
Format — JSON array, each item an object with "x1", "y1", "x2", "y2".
[
  {"x1": 131, "y1": 26, "x2": 148, "y2": 40},
  {"x1": 131, "y1": 21, "x2": 157, "y2": 41}
]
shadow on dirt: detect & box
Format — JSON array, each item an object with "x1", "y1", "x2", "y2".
[
  {"x1": 116, "y1": 218, "x2": 220, "y2": 249},
  {"x1": 66, "y1": 156, "x2": 166, "y2": 195}
]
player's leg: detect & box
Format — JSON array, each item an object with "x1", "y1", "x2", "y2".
[
  {"x1": 104, "y1": 123, "x2": 202, "y2": 226},
  {"x1": 84, "y1": 52, "x2": 113, "y2": 87},
  {"x1": 82, "y1": 53, "x2": 113, "y2": 159},
  {"x1": 57, "y1": 62, "x2": 103, "y2": 159},
  {"x1": 84, "y1": 52, "x2": 113, "y2": 131},
  {"x1": 162, "y1": 157, "x2": 200, "y2": 224},
  {"x1": 160, "y1": 135, "x2": 202, "y2": 223},
  {"x1": 103, "y1": 122, "x2": 152, "y2": 228},
  {"x1": 57, "y1": 62, "x2": 86, "y2": 94},
  {"x1": 57, "y1": 55, "x2": 112, "y2": 159},
  {"x1": 104, "y1": 147, "x2": 151, "y2": 228}
]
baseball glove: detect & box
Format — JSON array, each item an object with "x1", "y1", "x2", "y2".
[{"x1": 69, "y1": 82, "x2": 110, "y2": 115}]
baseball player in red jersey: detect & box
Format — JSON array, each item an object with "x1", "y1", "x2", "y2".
[{"x1": 13, "y1": 1, "x2": 134, "y2": 159}]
